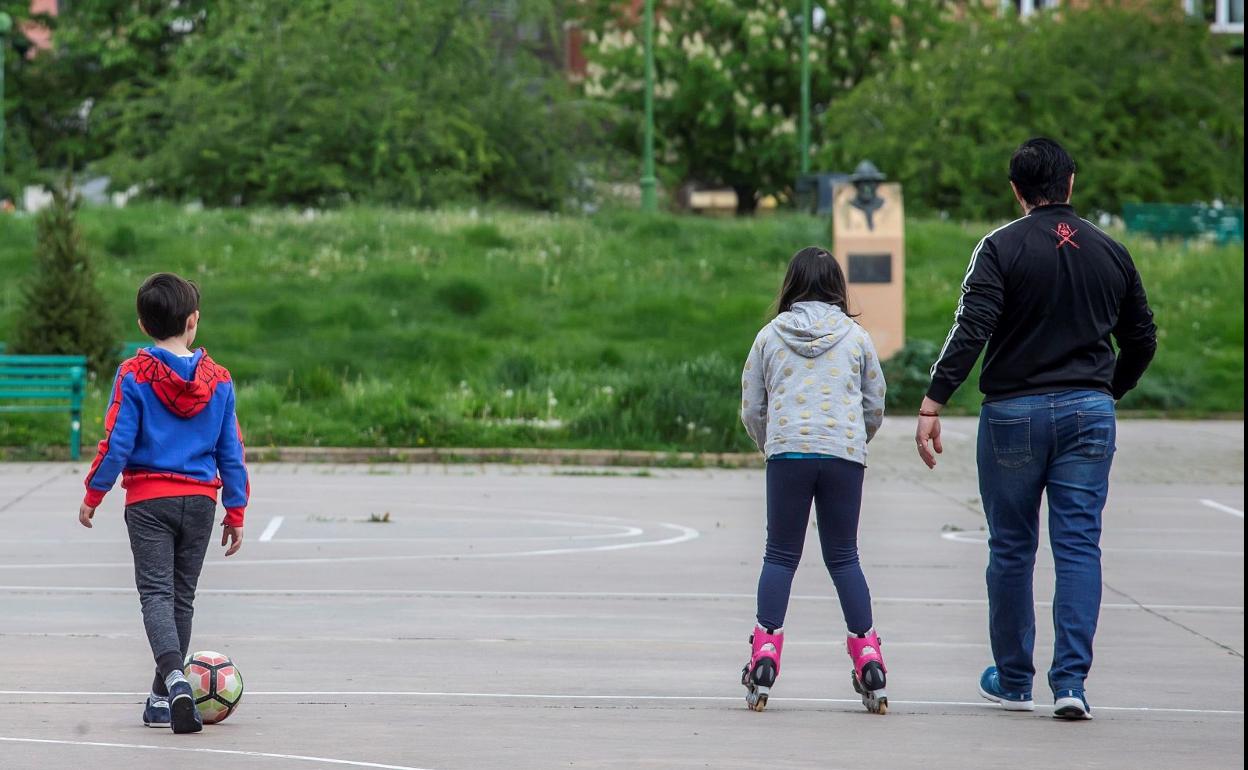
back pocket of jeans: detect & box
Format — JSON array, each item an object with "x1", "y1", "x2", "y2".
[
  {"x1": 1076, "y1": 411, "x2": 1115, "y2": 460},
  {"x1": 988, "y1": 417, "x2": 1032, "y2": 468}
]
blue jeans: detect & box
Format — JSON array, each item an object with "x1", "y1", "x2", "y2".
[
  {"x1": 755, "y1": 456, "x2": 873, "y2": 634},
  {"x1": 977, "y1": 390, "x2": 1115, "y2": 694}
]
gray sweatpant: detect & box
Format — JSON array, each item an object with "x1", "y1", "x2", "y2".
[{"x1": 125, "y1": 496, "x2": 216, "y2": 685}]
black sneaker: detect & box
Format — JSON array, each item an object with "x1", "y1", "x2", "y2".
[{"x1": 168, "y1": 680, "x2": 203, "y2": 734}]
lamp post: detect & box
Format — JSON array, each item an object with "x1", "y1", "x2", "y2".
[
  {"x1": 0, "y1": 12, "x2": 12, "y2": 190},
  {"x1": 799, "y1": 0, "x2": 811, "y2": 176},
  {"x1": 640, "y1": 0, "x2": 657, "y2": 212}
]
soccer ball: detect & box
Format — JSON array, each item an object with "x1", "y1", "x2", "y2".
[{"x1": 184, "y1": 651, "x2": 244, "y2": 724}]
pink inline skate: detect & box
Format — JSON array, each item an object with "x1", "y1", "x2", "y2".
[
  {"x1": 847, "y1": 629, "x2": 888, "y2": 714},
  {"x1": 740, "y1": 625, "x2": 783, "y2": 712}
]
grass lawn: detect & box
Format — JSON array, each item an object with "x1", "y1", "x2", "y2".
[{"x1": 1, "y1": 204, "x2": 1242, "y2": 456}]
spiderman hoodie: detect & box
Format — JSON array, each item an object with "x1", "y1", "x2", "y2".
[{"x1": 83, "y1": 347, "x2": 249, "y2": 527}]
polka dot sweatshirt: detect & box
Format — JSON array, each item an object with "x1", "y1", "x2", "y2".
[{"x1": 740, "y1": 301, "x2": 886, "y2": 463}]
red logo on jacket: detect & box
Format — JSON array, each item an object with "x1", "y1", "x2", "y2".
[{"x1": 1054, "y1": 222, "x2": 1080, "y2": 249}]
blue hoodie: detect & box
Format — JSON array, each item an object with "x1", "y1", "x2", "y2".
[{"x1": 83, "y1": 347, "x2": 249, "y2": 527}]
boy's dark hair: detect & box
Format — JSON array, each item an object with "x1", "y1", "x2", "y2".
[
  {"x1": 774, "y1": 247, "x2": 856, "y2": 317},
  {"x1": 137, "y1": 273, "x2": 200, "y2": 340},
  {"x1": 1009, "y1": 137, "x2": 1076, "y2": 206}
]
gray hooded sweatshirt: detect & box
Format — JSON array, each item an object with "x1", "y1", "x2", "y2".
[{"x1": 740, "y1": 301, "x2": 886, "y2": 463}]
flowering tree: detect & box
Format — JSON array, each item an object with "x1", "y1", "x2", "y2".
[{"x1": 582, "y1": 0, "x2": 948, "y2": 214}]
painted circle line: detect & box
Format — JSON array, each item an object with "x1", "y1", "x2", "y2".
[
  {"x1": 940, "y1": 530, "x2": 988, "y2": 545},
  {"x1": 1201, "y1": 498, "x2": 1244, "y2": 518},
  {"x1": 0, "y1": 521, "x2": 646, "y2": 546},
  {"x1": 0, "y1": 736, "x2": 435, "y2": 770},
  {"x1": 0, "y1": 501, "x2": 702, "y2": 569}
]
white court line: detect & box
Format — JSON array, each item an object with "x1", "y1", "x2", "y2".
[
  {"x1": 0, "y1": 532, "x2": 645, "y2": 545},
  {"x1": 0, "y1": 631, "x2": 988, "y2": 649},
  {"x1": 255, "y1": 531, "x2": 643, "y2": 544},
  {"x1": 0, "y1": 522, "x2": 701, "y2": 569},
  {"x1": 258, "y1": 516, "x2": 285, "y2": 542},
  {"x1": 939, "y1": 530, "x2": 1244, "y2": 556},
  {"x1": 0, "y1": 737, "x2": 434, "y2": 770},
  {"x1": 0, "y1": 524, "x2": 647, "y2": 546},
  {"x1": 1201, "y1": 499, "x2": 1245, "y2": 518},
  {"x1": 0, "y1": 692, "x2": 1241, "y2": 717},
  {"x1": 0, "y1": 585, "x2": 1239, "y2": 613}
]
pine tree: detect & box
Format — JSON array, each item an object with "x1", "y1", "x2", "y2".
[{"x1": 11, "y1": 186, "x2": 117, "y2": 376}]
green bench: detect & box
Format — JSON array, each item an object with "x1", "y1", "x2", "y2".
[
  {"x1": 0, "y1": 354, "x2": 88, "y2": 460},
  {"x1": 1123, "y1": 203, "x2": 1245, "y2": 245}
]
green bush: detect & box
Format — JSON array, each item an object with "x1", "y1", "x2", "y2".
[
  {"x1": 496, "y1": 353, "x2": 540, "y2": 389},
  {"x1": 460, "y1": 223, "x2": 514, "y2": 250},
  {"x1": 571, "y1": 353, "x2": 752, "y2": 452},
  {"x1": 883, "y1": 339, "x2": 941, "y2": 411},
  {"x1": 821, "y1": 2, "x2": 1245, "y2": 219},
  {"x1": 284, "y1": 367, "x2": 344, "y2": 403},
  {"x1": 103, "y1": 224, "x2": 139, "y2": 257},
  {"x1": 436, "y1": 279, "x2": 490, "y2": 317}
]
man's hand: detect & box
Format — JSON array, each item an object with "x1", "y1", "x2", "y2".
[
  {"x1": 915, "y1": 396, "x2": 945, "y2": 469},
  {"x1": 221, "y1": 525, "x2": 243, "y2": 557},
  {"x1": 78, "y1": 503, "x2": 96, "y2": 528}
]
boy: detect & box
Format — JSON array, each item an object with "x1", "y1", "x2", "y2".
[{"x1": 78, "y1": 272, "x2": 250, "y2": 734}]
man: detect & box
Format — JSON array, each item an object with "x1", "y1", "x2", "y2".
[{"x1": 915, "y1": 138, "x2": 1157, "y2": 720}]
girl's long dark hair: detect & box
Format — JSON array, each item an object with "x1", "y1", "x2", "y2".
[{"x1": 773, "y1": 246, "x2": 856, "y2": 317}]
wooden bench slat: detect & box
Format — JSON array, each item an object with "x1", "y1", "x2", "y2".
[
  {"x1": 0, "y1": 377, "x2": 81, "y2": 387},
  {"x1": 0, "y1": 391, "x2": 81, "y2": 396},
  {"x1": 0, "y1": 405, "x2": 79, "y2": 413},
  {"x1": 0, "y1": 355, "x2": 88, "y2": 365},
  {"x1": 0, "y1": 369, "x2": 84, "y2": 377}
]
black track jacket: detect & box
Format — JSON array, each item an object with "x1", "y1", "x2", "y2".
[{"x1": 927, "y1": 203, "x2": 1157, "y2": 404}]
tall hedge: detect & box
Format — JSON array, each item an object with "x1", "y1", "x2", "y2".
[{"x1": 819, "y1": 2, "x2": 1245, "y2": 219}]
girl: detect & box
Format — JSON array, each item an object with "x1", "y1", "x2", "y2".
[{"x1": 738, "y1": 246, "x2": 889, "y2": 714}]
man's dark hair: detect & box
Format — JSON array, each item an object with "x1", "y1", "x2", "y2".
[
  {"x1": 1009, "y1": 137, "x2": 1076, "y2": 207},
  {"x1": 774, "y1": 247, "x2": 857, "y2": 317},
  {"x1": 137, "y1": 273, "x2": 200, "y2": 340}
]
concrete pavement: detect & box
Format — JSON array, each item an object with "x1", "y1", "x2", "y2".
[{"x1": 0, "y1": 418, "x2": 1242, "y2": 769}]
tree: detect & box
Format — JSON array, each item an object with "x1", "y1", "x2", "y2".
[
  {"x1": 11, "y1": 185, "x2": 117, "y2": 375},
  {"x1": 819, "y1": 2, "x2": 1245, "y2": 219},
  {"x1": 100, "y1": 0, "x2": 592, "y2": 209},
  {"x1": 581, "y1": 0, "x2": 949, "y2": 214},
  {"x1": 4, "y1": 0, "x2": 598, "y2": 209},
  {"x1": 0, "y1": 0, "x2": 211, "y2": 177}
]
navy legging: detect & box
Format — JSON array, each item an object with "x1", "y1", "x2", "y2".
[{"x1": 756, "y1": 457, "x2": 873, "y2": 634}]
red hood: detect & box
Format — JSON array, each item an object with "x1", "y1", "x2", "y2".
[{"x1": 134, "y1": 349, "x2": 231, "y2": 418}]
